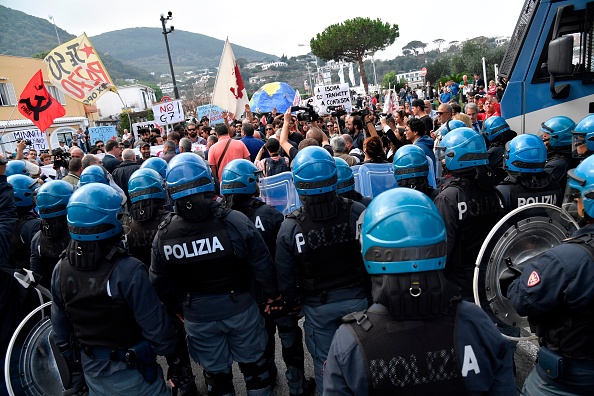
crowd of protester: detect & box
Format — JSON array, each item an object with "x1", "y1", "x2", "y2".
[{"x1": 2, "y1": 70, "x2": 594, "y2": 396}]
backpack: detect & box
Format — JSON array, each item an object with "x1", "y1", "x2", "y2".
[{"x1": 264, "y1": 156, "x2": 289, "y2": 176}]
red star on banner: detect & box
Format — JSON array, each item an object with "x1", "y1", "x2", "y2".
[{"x1": 79, "y1": 43, "x2": 94, "y2": 58}]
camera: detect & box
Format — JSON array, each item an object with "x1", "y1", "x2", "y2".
[
  {"x1": 18, "y1": 139, "x2": 32, "y2": 146},
  {"x1": 327, "y1": 105, "x2": 347, "y2": 118},
  {"x1": 52, "y1": 147, "x2": 71, "y2": 169},
  {"x1": 351, "y1": 108, "x2": 370, "y2": 118},
  {"x1": 292, "y1": 103, "x2": 318, "y2": 123}
]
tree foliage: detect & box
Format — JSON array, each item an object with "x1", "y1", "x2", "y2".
[
  {"x1": 402, "y1": 40, "x2": 427, "y2": 56},
  {"x1": 310, "y1": 17, "x2": 399, "y2": 94}
]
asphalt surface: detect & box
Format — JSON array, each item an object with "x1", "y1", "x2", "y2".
[{"x1": 159, "y1": 318, "x2": 539, "y2": 396}]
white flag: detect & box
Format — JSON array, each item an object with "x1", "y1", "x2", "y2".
[
  {"x1": 338, "y1": 64, "x2": 345, "y2": 85},
  {"x1": 211, "y1": 38, "x2": 249, "y2": 119},
  {"x1": 348, "y1": 63, "x2": 355, "y2": 86}
]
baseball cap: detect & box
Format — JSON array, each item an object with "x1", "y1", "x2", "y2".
[
  {"x1": 140, "y1": 142, "x2": 150, "y2": 148},
  {"x1": 412, "y1": 99, "x2": 425, "y2": 108}
]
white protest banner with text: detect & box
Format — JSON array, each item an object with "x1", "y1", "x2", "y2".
[
  {"x1": 313, "y1": 83, "x2": 353, "y2": 115},
  {"x1": 152, "y1": 100, "x2": 185, "y2": 126},
  {"x1": 0, "y1": 129, "x2": 48, "y2": 153},
  {"x1": 131, "y1": 121, "x2": 162, "y2": 141}
]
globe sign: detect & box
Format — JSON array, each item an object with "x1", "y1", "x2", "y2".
[{"x1": 249, "y1": 82, "x2": 296, "y2": 113}]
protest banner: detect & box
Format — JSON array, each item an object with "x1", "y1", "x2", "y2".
[
  {"x1": 88, "y1": 126, "x2": 117, "y2": 145},
  {"x1": 152, "y1": 100, "x2": 185, "y2": 126},
  {"x1": 197, "y1": 105, "x2": 227, "y2": 125},
  {"x1": 313, "y1": 83, "x2": 353, "y2": 115},
  {"x1": 0, "y1": 129, "x2": 48, "y2": 153},
  {"x1": 131, "y1": 121, "x2": 162, "y2": 141},
  {"x1": 44, "y1": 34, "x2": 116, "y2": 105}
]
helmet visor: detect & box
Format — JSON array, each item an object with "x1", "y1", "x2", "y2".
[
  {"x1": 572, "y1": 132, "x2": 588, "y2": 159},
  {"x1": 562, "y1": 168, "x2": 584, "y2": 223},
  {"x1": 435, "y1": 145, "x2": 446, "y2": 161}
]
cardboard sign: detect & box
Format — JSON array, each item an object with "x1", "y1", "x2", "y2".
[
  {"x1": 152, "y1": 100, "x2": 185, "y2": 126},
  {"x1": 1, "y1": 129, "x2": 48, "y2": 153},
  {"x1": 131, "y1": 121, "x2": 161, "y2": 141},
  {"x1": 313, "y1": 83, "x2": 353, "y2": 115}
]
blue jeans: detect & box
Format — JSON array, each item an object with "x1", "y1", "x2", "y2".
[
  {"x1": 302, "y1": 297, "x2": 369, "y2": 394},
  {"x1": 84, "y1": 366, "x2": 169, "y2": 396},
  {"x1": 523, "y1": 360, "x2": 594, "y2": 395}
]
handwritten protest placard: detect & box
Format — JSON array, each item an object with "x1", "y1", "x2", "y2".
[
  {"x1": 88, "y1": 126, "x2": 117, "y2": 145},
  {"x1": 197, "y1": 105, "x2": 227, "y2": 125},
  {"x1": 313, "y1": 83, "x2": 353, "y2": 115},
  {"x1": 0, "y1": 129, "x2": 48, "y2": 153}
]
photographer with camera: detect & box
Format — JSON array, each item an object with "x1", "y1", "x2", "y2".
[{"x1": 52, "y1": 147, "x2": 71, "y2": 180}]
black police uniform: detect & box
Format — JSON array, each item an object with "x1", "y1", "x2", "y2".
[
  {"x1": 434, "y1": 176, "x2": 505, "y2": 299},
  {"x1": 544, "y1": 151, "x2": 579, "y2": 192},
  {"x1": 51, "y1": 246, "x2": 177, "y2": 390},
  {"x1": 496, "y1": 173, "x2": 563, "y2": 212},
  {"x1": 30, "y1": 226, "x2": 70, "y2": 290},
  {"x1": 508, "y1": 224, "x2": 594, "y2": 394}
]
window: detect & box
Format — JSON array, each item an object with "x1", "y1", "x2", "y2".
[
  {"x1": 46, "y1": 85, "x2": 67, "y2": 105},
  {"x1": 532, "y1": 2, "x2": 594, "y2": 83},
  {"x1": 0, "y1": 83, "x2": 17, "y2": 106}
]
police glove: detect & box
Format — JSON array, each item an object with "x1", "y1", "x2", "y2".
[
  {"x1": 166, "y1": 355, "x2": 197, "y2": 396},
  {"x1": 13, "y1": 268, "x2": 42, "y2": 289},
  {"x1": 499, "y1": 269, "x2": 520, "y2": 298},
  {"x1": 62, "y1": 371, "x2": 88, "y2": 396}
]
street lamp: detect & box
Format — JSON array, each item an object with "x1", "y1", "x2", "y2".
[
  {"x1": 160, "y1": 11, "x2": 180, "y2": 100},
  {"x1": 299, "y1": 44, "x2": 320, "y2": 88},
  {"x1": 48, "y1": 15, "x2": 61, "y2": 45}
]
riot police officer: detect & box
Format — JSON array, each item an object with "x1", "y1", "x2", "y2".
[
  {"x1": 51, "y1": 183, "x2": 186, "y2": 395},
  {"x1": 323, "y1": 188, "x2": 516, "y2": 395},
  {"x1": 481, "y1": 116, "x2": 517, "y2": 185},
  {"x1": 434, "y1": 127, "x2": 504, "y2": 300},
  {"x1": 508, "y1": 154, "x2": 594, "y2": 395},
  {"x1": 7, "y1": 174, "x2": 40, "y2": 272},
  {"x1": 392, "y1": 144, "x2": 437, "y2": 198},
  {"x1": 150, "y1": 153, "x2": 280, "y2": 396},
  {"x1": 334, "y1": 157, "x2": 372, "y2": 207},
  {"x1": 275, "y1": 146, "x2": 369, "y2": 394},
  {"x1": 126, "y1": 168, "x2": 168, "y2": 267},
  {"x1": 541, "y1": 115, "x2": 579, "y2": 191},
  {"x1": 571, "y1": 114, "x2": 594, "y2": 159},
  {"x1": 30, "y1": 180, "x2": 73, "y2": 289},
  {"x1": 433, "y1": 119, "x2": 466, "y2": 183},
  {"x1": 141, "y1": 157, "x2": 168, "y2": 179},
  {"x1": 221, "y1": 159, "x2": 313, "y2": 396},
  {"x1": 496, "y1": 134, "x2": 563, "y2": 212}
]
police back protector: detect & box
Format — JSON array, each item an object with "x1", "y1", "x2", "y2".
[
  {"x1": 59, "y1": 255, "x2": 143, "y2": 348},
  {"x1": 156, "y1": 209, "x2": 249, "y2": 294},
  {"x1": 345, "y1": 305, "x2": 467, "y2": 395},
  {"x1": 289, "y1": 199, "x2": 364, "y2": 296}
]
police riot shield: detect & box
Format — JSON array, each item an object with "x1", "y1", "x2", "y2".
[
  {"x1": 5, "y1": 301, "x2": 63, "y2": 396},
  {"x1": 356, "y1": 163, "x2": 398, "y2": 199},
  {"x1": 259, "y1": 171, "x2": 301, "y2": 215},
  {"x1": 473, "y1": 203, "x2": 578, "y2": 340}
]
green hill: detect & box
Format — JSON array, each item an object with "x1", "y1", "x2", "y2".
[{"x1": 89, "y1": 27, "x2": 278, "y2": 74}]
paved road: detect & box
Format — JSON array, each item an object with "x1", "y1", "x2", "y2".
[{"x1": 160, "y1": 318, "x2": 538, "y2": 396}]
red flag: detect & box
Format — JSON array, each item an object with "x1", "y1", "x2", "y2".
[{"x1": 18, "y1": 69, "x2": 66, "y2": 132}]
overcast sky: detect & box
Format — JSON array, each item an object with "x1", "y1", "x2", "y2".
[{"x1": 3, "y1": 0, "x2": 525, "y2": 60}]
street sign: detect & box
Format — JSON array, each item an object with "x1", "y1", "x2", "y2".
[
  {"x1": 421, "y1": 67, "x2": 427, "y2": 76},
  {"x1": 161, "y1": 96, "x2": 172, "y2": 102},
  {"x1": 152, "y1": 99, "x2": 185, "y2": 126}
]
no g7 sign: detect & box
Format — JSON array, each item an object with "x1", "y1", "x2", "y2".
[{"x1": 152, "y1": 100, "x2": 185, "y2": 126}]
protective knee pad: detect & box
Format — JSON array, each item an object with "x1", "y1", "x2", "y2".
[
  {"x1": 278, "y1": 325, "x2": 305, "y2": 369},
  {"x1": 203, "y1": 370, "x2": 234, "y2": 396},
  {"x1": 238, "y1": 356, "x2": 271, "y2": 391}
]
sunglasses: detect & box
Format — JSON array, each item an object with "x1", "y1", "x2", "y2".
[
  {"x1": 436, "y1": 112, "x2": 450, "y2": 115},
  {"x1": 96, "y1": 144, "x2": 104, "y2": 148},
  {"x1": 188, "y1": 128, "x2": 196, "y2": 131},
  {"x1": 265, "y1": 128, "x2": 273, "y2": 131}
]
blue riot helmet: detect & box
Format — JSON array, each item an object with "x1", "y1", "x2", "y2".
[
  {"x1": 481, "y1": 116, "x2": 510, "y2": 142},
  {"x1": 504, "y1": 134, "x2": 547, "y2": 173},
  {"x1": 140, "y1": 157, "x2": 168, "y2": 179},
  {"x1": 221, "y1": 159, "x2": 261, "y2": 196},
  {"x1": 292, "y1": 146, "x2": 338, "y2": 196},
  {"x1": 572, "y1": 114, "x2": 594, "y2": 158},
  {"x1": 165, "y1": 152, "x2": 214, "y2": 201},
  {"x1": 128, "y1": 168, "x2": 166, "y2": 204},
  {"x1": 7, "y1": 174, "x2": 38, "y2": 207},
  {"x1": 79, "y1": 165, "x2": 109, "y2": 186},
  {"x1": 67, "y1": 183, "x2": 123, "y2": 241},
  {"x1": 393, "y1": 145, "x2": 429, "y2": 181},
  {"x1": 435, "y1": 127, "x2": 488, "y2": 171},
  {"x1": 6, "y1": 159, "x2": 39, "y2": 177},
  {"x1": 335, "y1": 157, "x2": 355, "y2": 194},
  {"x1": 360, "y1": 188, "x2": 447, "y2": 274},
  {"x1": 440, "y1": 119, "x2": 466, "y2": 137},
  {"x1": 36, "y1": 180, "x2": 74, "y2": 218},
  {"x1": 540, "y1": 116, "x2": 575, "y2": 148}
]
